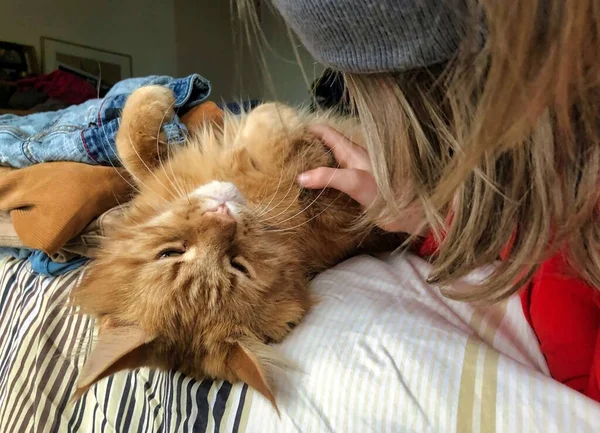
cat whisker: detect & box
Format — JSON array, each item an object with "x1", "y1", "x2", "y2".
[
  {"x1": 255, "y1": 107, "x2": 309, "y2": 215},
  {"x1": 97, "y1": 116, "x2": 141, "y2": 195},
  {"x1": 265, "y1": 189, "x2": 346, "y2": 233},
  {"x1": 126, "y1": 130, "x2": 179, "y2": 201},
  {"x1": 258, "y1": 119, "x2": 338, "y2": 219},
  {"x1": 260, "y1": 188, "x2": 321, "y2": 226},
  {"x1": 254, "y1": 132, "x2": 289, "y2": 217},
  {"x1": 261, "y1": 155, "x2": 342, "y2": 226},
  {"x1": 258, "y1": 145, "x2": 306, "y2": 221},
  {"x1": 104, "y1": 118, "x2": 170, "y2": 203},
  {"x1": 160, "y1": 152, "x2": 187, "y2": 199},
  {"x1": 107, "y1": 192, "x2": 142, "y2": 227},
  {"x1": 251, "y1": 172, "x2": 278, "y2": 217},
  {"x1": 224, "y1": 112, "x2": 272, "y2": 213},
  {"x1": 106, "y1": 162, "x2": 139, "y2": 196},
  {"x1": 156, "y1": 97, "x2": 187, "y2": 199},
  {"x1": 118, "y1": 204, "x2": 143, "y2": 227},
  {"x1": 257, "y1": 181, "x2": 297, "y2": 221}
]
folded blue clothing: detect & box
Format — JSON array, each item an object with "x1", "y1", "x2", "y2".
[
  {"x1": 0, "y1": 248, "x2": 87, "y2": 276},
  {"x1": 29, "y1": 251, "x2": 88, "y2": 276},
  {"x1": 0, "y1": 74, "x2": 211, "y2": 168}
]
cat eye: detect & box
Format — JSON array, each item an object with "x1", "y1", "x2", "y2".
[
  {"x1": 230, "y1": 258, "x2": 250, "y2": 276},
  {"x1": 157, "y1": 242, "x2": 187, "y2": 260},
  {"x1": 158, "y1": 248, "x2": 185, "y2": 259}
]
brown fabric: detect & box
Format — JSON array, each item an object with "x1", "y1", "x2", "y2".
[
  {"x1": 0, "y1": 211, "x2": 80, "y2": 262},
  {"x1": 0, "y1": 162, "x2": 132, "y2": 256},
  {"x1": 0, "y1": 204, "x2": 126, "y2": 260},
  {"x1": 181, "y1": 100, "x2": 224, "y2": 131},
  {"x1": 0, "y1": 208, "x2": 109, "y2": 261}
]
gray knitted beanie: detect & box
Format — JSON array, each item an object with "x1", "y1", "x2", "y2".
[{"x1": 271, "y1": 0, "x2": 468, "y2": 73}]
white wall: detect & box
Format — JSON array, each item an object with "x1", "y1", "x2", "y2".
[{"x1": 0, "y1": 0, "x2": 177, "y2": 78}]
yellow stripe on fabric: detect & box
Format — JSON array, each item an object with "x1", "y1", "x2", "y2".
[
  {"x1": 480, "y1": 301, "x2": 509, "y2": 347},
  {"x1": 469, "y1": 301, "x2": 508, "y2": 347},
  {"x1": 456, "y1": 336, "x2": 480, "y2": 433},
  {"x1": 480, "y1": 346, "x2": 500, "y2": 433},
  {"x1": 456, "y1": 299, "x2": 506, "y2": 433}
]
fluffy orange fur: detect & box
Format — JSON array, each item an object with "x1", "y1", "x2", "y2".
[{"x1": 70, "y1": 86, "x2": 390, "y2": 409}]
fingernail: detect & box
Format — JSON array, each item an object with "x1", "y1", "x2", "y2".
[{"x1": 297, "y1": 173, "x2": 309, "y2": 185}]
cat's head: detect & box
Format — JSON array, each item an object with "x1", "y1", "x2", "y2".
[{"x1": 71, "y1": 87, "x2": 324, "y2": 410}]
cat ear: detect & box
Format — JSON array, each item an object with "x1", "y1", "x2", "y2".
[
  {"x1": 227, "y1": 340, "x2": 280, "y2": 415},
  {"x1": 72, "y1": 323, "x2": 155, "y2": 400}
]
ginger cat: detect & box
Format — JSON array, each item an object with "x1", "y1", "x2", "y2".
[{"x1": 71, "y1": 85, "x2": 393, "y2": 411}]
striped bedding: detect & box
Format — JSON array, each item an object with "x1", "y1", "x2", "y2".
[{"x1": 0, "y1": 253, "x2": 598, "y2": 432}]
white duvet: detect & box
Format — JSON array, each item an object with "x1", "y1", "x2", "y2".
[{"x1": 243, "y1": 252, "x2": 600, "y2": 433}]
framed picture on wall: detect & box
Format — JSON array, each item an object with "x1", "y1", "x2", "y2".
[
  {"x1": 41, "y1": 37, "x2": 133, "y2": 86},
  {"x1": 0, "y1": 41, "x2": 39, "y2": 80}
]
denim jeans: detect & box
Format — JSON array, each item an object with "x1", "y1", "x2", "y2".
[{"x1": 0, "y1": 74, "x2": 211, "y2": 168}]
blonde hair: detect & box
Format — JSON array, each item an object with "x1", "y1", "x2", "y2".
[{"x1": 240, "y1": 0, "x2": 600, "y2": 302}]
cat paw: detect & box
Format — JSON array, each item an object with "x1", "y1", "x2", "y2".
[
  {"x1": 116, "y1": 85, "x2": 177, "y2": 181},
  {"x1": 122, "y1": 85, "x2": 176, "y2": 127},
  {"x1": 240, "y1": 103, "x2": 304, "y2": 164},
  {"x1": 246, "y1": 103, "x2": 302, "y2": 132}
]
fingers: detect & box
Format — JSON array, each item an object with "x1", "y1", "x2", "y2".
[
  {"x1": 309, "y1": 124, "x2": 371, "y2": 172},
  {"x1": 299, "y1": 125, "x2": 376, "y2": 207},
  {"x1": 297, "y1": 165, "x2": 428, "y2": 234},
  {"x1": 301, "y1": 125, "x2": 426, "y2": 233},
  {"x1": 297, "y1": 167, "x2": 378, "y2": 208}
]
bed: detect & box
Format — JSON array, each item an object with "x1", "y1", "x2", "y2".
[{"x1": 1, "y1": 251, "x2": 598, "y2": 432}]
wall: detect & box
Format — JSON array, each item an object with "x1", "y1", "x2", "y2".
[
  {"x1": 175, "y1": 0, "x2": 322, "y2": 104},
  {"x1": 0, "y1": 0, "x2": 322, "y2": 105},
  {"x1": 258, "y1": 3, "x2": 324, "y2": 105},
  {"x1": 174, "y1": 0, "x2": 263, "y2": 102},
  {"x1": 0, "y1": 0, "x2": 177, "y2": 78}
]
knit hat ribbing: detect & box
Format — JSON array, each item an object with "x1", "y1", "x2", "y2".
[{"x1": 272, "y1": 0, "x2": 468, "y2": 73}]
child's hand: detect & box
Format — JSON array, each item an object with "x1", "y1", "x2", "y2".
[{"x1": 297, "y1": 124, "x2": 425, "y2": 234}]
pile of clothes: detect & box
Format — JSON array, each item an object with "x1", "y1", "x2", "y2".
[
  {"x1": 1, "y1": 70, "x2": 100, "y2": 113},
  {"x1": 0, "y1": 73, "x2": 227, "y2": 275}
]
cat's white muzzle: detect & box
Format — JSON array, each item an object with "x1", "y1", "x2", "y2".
[{"x1": 192, "y1": 181, "x2": 247, "y2": 216}]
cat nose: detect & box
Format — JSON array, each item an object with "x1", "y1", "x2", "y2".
[
  {"x1": 206, "y1": 203, "x2": 231, "y2": 216},
  {"x1": 206, "y1": 204, "x2": 235, "y2": 222},
  {"x1": 213, "y1": 204, "x2": 230, "y2": 215}
]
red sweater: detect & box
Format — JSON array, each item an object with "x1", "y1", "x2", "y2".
[{"x1": 417, "y1": 233, "x2": 600, "y2": 403}]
